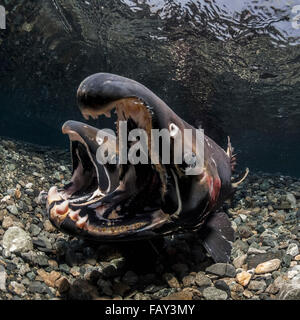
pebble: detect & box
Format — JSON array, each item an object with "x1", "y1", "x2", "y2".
[
  {"x1": 236, "y1": 271, "x2": 252, "y2": 287},
  {"x1": 206, "y1": 263, "x2": 236, "y2": 278},
  {"x1": 56, "y1": 277, "x2": 70, "y2": 294},
  {"x1": 202, "y1": 287, "x2": 228, "y2": 300},
  {"x1": 161, "y1": 288, "x2": 195, "y2": 300},
  {"x1": 6, "y1": 205, "x2": 18, "y2": 215},
  {"x1": 37, "y1": 269, "x2": 60, "y2": 287},
  {"x1": 286, "y1": 243, "x2": 299, "y2": 257},
  {"x1": 248, "y1": 280, "x2": 267, "y2": 291},
  {"x1": 195, "y1": 273, "x2": 212, "y2": 288},
  {"x1": 163, "y1": 273, "x2": 181, "y2": 289},
  {"x1": 233, "y1": 254, "x2": 247, "y2": 269},
  {"x1": 255, "y1": 259, "x2": 281, "y2": 274},
  {"x1": 0, "y1": 266, "x2": 7, "y2": 291},
  {"x1": 9, "y1": 281, "x2": 25, "y2": 296},
  {"x1": 2, "y1": 216, "x2": 14, "y2": 229},
  {"x1": 2, "y1": 227, "x2": 33, "y2": 254},
  {"x1": 28, "y1": 281, "x2": 49, "y2": 294}
]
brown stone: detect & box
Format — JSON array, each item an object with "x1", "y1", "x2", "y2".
[
  {"x1": 56, "y1": 277, "x2": 70, "y2": 293},
  {"x1": 37, "y1": 269, "x2": 60, "y2": 288},
  {"x1": 43, "y1": 220, "x2": 56, "y2": 232},
  {"x1": 236, "y1": 271, "x2": 252, "y2": 287},
  {"x1": 163, "y1": 273, "x2": 181, "y2": 289},
  {"x1": 14, "y1": 189, "x2": 22, "y2": 199},
  {"x1": 243, "y1": 289, "x2": 253, "y2": 298},
  {"x1": 2, "y1": 216, "x2": 14, "y2": 229},
  {"x1": 48, "y1": 260, "x2": 58, "y2": 269},
  {"x1": 161, "y1": 288, "x2": 200, "y2": 300}
]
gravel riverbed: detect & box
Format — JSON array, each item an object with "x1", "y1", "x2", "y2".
[{"x1": 0, "y1": 137, "x2": 299, "y2": 300}]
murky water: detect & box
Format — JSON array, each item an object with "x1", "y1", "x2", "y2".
[{"x1": 0, "y1": 0, "x2": 300, "y2": 176}]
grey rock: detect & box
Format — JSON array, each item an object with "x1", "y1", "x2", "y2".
[
  {"x1": 152, "y1": 288, "x2": 176, "y2": 299},
  {"x1": 28, "y1": 281, "x2": 50, "y2": 294},
  {"x1": 7, "y1": 205, "x2": 18, "y2": 215},
  {"x1": 278, "y1": 277, "x2": 300, "y2": 300},
  {"x1": 26, "y1": 272, "x2": 36, "y2": 281},
  {"x1": 0, "y1": 266, "x2": 7, "y2": 292},
  {"x1": 286, "y1": 243, "x2": 299, "y2": 257},
  {"x1": 214, "y1": 280, "x2": 231, "y2": 296},
  {"x1": 59, "y1": 264, "x2": 71, "y2": 274},
  {"x1": 238, "y1": 225, "x2": 252, "y2": 238},
  {"x1": 203, "y1": 287, "x2": 228, "y2": 300},
  {"x1": 195, "y1": 273, "x2": 212, "y2": 288},
  {"x1": 248, "y1": 280, "x2": 267, "y2": 291},
  {"x1": 282, "y1": 254, "x2": 292, "y2": 268},
  {"x1": 29, "y1": 224, "x2": 41, "y2": 236},
  {"x1": 2, "y1": 227, "x2": 33, "y2": 254},
  {"x1": 205, "y1": 263, "x2": 236, "y2": 278}
]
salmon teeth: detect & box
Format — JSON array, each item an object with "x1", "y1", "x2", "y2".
[
  {"x1": 104, "y1": 110, "x2": 111, "y2": 118},
  {"x1": 56, "y1": 200, "x2": 69, "y2": 215},
  {"x1": 76, "y1": 215, "x2": 88, "y2": 228},
  {"x1": 47, "y1": 186, "x2": 62, "y2": 205},
  {"x1": 69, "y1": 209, "x2": 80, "y2": 221}
]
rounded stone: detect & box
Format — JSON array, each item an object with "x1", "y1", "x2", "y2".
[
  {"x1": 203, "y1": 287, "x2": 228, "y2": 300},
  {"x1": 286, "y1": 243, "x2": 299, "y2": 257},
  {"x1": 255, "y1": 259, "x2": 281, "y2": 274},
  {"x1": 236, "y1": 271, "x2": 252, "y2": 287},
  {"x1": 2, "y1": 227, "x2": 33, "y2": 254}
]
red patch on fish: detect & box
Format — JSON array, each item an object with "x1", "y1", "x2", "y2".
[{"x1": 206, "y1": 175, "x2": 221, "y2": 206}]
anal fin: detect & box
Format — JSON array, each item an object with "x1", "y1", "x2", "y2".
[{"x1": 199, "y1": 211, "x2": 235, "y2": 263}]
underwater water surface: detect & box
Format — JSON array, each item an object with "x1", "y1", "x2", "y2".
[{"x1": 0, "y1": 0, "x2": 300, "y2": 176}]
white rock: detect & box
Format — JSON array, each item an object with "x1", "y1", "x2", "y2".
[
  {"x1": 286, "y1": 243, "x2": 299, "y2": 257},
  {"x1": 0, "y1": 266, "x2": 6, "y2": 291},
  {"x1": 239, "y1": 214, "x2": 247, "y2": 222},
  {"x1": 287, "y1": 265, "x2": 300, "y2": 280},
  {"x1": 248, "y1": 247, "x2": 266, "y2": 254},
  {"x1": 255, "y1": 259, "x2": 281, "y2": 274},
  {"x1": 2, "y1": 227, "x2": 33, "y2": 254},
  {"x1": 233, "y1": 254, "x2": 247, "y2": 269}
]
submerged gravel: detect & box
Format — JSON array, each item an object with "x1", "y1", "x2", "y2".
[{"x1": 0, "y1": 137, "x2": 299, "y2": 300}]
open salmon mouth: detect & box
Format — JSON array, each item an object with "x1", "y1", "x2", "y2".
[
  {"x1": 45, "y1": 72, "x2": 243, "y2": 262},
  {"x1": 47, "y1": 88, "x2": 181, "y2": 240}
]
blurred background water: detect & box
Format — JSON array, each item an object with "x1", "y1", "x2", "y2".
[{"x1": 0, "y1": 0, "x2": 299, "y2": 176}]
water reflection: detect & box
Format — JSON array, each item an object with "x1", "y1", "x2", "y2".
[{"x1": 0, "y1": 0, "x2": 299, "y2": 175}]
